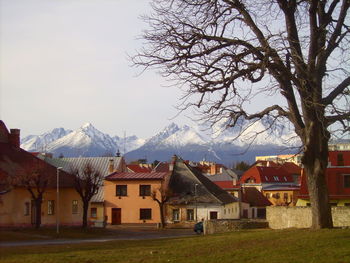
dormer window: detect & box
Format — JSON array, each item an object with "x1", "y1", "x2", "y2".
[
  {"x1": 265, "y1": 176, "x2": 269, "y2": 181},
  {"x1": 284, "y1": 176, "x2": 287, "y2": 181},
  {"x1": 344, "y1": 175, "x2": 350, "y2": 188}
]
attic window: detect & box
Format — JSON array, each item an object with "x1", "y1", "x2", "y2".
[
  {"x1": 265, "y1": 176, "x2": 268, "y2": 181},
  {"x1": 284, "y1": 176, "x2": 287, "y2": 181}
]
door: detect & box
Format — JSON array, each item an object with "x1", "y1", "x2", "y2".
[
  {"x1": 111, "y1": 208, "x2": 121, "y2": 225},
  {"x1": 209, "y1": 211, "x2": 218, "y2": 219}
]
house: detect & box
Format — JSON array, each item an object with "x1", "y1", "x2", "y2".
[
  {"x1": 239, "y1": 161, "x2": 301, "y2": 206},
  {"x1": 0, "y1": 120, "x2": 82, "y2": 227},
  {"x1": 241, "y1": 187, "x2": 272, "y2": 218},
  {"x1": 255, "y1": 154, "x2": 302, "y2": 166},
  {"x1": 297, "y1": 150, "x2": 350, "y2": 206},
  {"x1": 104, "y1": 171, "x2": 168, "y2": 225},
  {"x1": 165, "y1": 156, "x2": 240, "y2": 227},
  {"x1": 45, "y1": 156, "x2": 126, "y2": 227}
]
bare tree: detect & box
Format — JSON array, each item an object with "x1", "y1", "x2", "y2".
[
  {"x1": 151, "y1": 187, "x2": 171, "y2": 228},
  {"x1": 133, "y1": 0, "x2": 350, "y2": 229},
  {"x1": 12, "y1": 160, "x2": 53, "y2": 228},
  {"x1": 71, "y1": 162, "x2": 103, "y2": 229}
]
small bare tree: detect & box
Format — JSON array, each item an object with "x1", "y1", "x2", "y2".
[
  {"x1": 12, "y1": 160, "x2": 53, "y2": 228},
  {"x1": 151, "y1": 187, "x2": 171, "y2": 228},
  {"x1": 133, "y1": 0, "x2": 350, "y2": 229},
  {"x1": 71, "y1": 162, "x2": 103, "y2": 229}
]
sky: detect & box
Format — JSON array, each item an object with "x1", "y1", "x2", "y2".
[{"x1": 0, "y1": 0, "x2": 193, "y2": 139}]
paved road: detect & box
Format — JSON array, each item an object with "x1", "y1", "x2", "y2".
[{"x1": 0, "y1": 227, "x2": 197, "y2": 247}]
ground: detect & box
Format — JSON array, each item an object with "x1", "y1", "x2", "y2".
[{"x1": 0, "y1": 226, "x2": 349, "y2": 263}]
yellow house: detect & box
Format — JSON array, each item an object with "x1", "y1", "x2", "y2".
[
  {"x1": 104, "y1": 172, "x2": 167, "y2": 225},
  {"x1": 0, "y1": 120, "x2": 83, "y2": 227},
  {"x1": 46, "y1": 156, "x2": 126, "y2": 227}
]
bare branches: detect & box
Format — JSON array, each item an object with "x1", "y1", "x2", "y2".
[{"x1": 133, "y1": 0, "x2": 350, "y2": 143}]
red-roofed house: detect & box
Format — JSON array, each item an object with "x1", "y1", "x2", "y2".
[
  {"x1": 240, "y1": 162, "x2": 300, "y2": 206},
  {"x1": 104, "y1": 171, "x2": 168, "y2": 225},
  {"x1": 297, "y1": 151, "x2": 350, "y2": 206},
  {"x1": 0, "y1": 120, "x2": 83, "y2": 227}
]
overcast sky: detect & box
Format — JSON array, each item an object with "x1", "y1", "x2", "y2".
[{"x1": 0, "y1": 0, "x2": 194, "y2": 138}]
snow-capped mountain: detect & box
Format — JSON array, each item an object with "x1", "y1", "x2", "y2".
[
  {"x1": 20, "y1": 119, "x2": 298, "y2": 163},
  {"x1": 21, "y1": 123, "x2": 144, "y2": 158},
  {"x1": 20, "y1": 127, "x2": 72, "y2": 152}
]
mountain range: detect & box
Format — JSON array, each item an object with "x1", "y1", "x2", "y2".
[{"x1": 20, "y1": 121, "x2": 299, "y2": 165}]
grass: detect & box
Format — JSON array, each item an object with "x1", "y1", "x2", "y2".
[{"x1": 1, "y1": 228, "x2": 350, "y2": 263}]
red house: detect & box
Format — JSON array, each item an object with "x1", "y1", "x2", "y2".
[{"x1": 297, "y1": 151, "x2": 350, "y2": 206}]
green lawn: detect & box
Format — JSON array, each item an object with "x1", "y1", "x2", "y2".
[{"x1": 1, "y1": 228, "x2": 350, "y2": 263}]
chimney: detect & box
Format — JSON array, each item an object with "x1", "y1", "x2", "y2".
[
  {"x1": 108, "y1": 159, "x2": 114, "y2": 174},
  {"x1": 9, "y1": 129, "x2": 20, "y2": 148}
]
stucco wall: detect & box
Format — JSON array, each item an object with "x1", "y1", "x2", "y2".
[
  {"x1": 267, "y1": 206, "x2": 350, "y2": 229},
  {"x1": 104, "y1": 180, "x2": 162, "y2": 224},
  {"x1": 0, "y1": 187, "x2": 83, "y2": 227}
]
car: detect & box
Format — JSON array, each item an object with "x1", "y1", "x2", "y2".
[{"x1": 193, "y1": 221, "x2": 203, "y2": 234}]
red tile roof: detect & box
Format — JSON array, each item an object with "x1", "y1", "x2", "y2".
[
  {"x1": 240, "y1": 166, "x2": 294, "y2": 184},
  {"x1": 153, "y1": 162, "x2": 170, "y2": 172},
  {"x1": 106, "y1": 172, "x2": 167, "y2": 181},
  {"x1": 241, "y1": 187, "x2": 272, "y2": 207},
  {"x1": 127, "y1": 164, "x2": 152, "y2": 173}
]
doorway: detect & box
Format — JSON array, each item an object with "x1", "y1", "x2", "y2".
[{"x1": 111, "y1": 208, "x2": 121, "y2": 225}]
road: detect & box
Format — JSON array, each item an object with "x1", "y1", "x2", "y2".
[{"x1": 0, "y1": 226, "x2": 197, "y2": 247}]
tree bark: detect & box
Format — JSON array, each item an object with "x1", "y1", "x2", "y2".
[
  {"x1": 34, "y1": 198, "x2": 42, "y2": 229},
  {"x1": 82, "y1": 200, "x2": 89, "y2": 229},
  {"x1": 159, "y1": 203, "x2": 166, "y2": 228},
  {"x1": 302, "y1": 121, "x2": 333, "y2": 229}
]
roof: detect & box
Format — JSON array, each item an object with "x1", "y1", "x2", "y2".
[
  {"x1": 281, "y1": 162, "x2": 302, "y2": 175},
  {"x1": 262, "y1": 184, "x2": 300, "y2": 191},
  {"x1": 127, "y1": 164, "x2": 152, "y2": 173},
  {"x1": 240, "y1": 165, "x2": 295, "y2": 184},
  {"x1": 241, "y1": 187, "x2": 272, "y2": 207},
  {"x1": 106, "y1": 172, "x2": 167, "y2": 181},
  {"x1": 212, "y1": 181, "x2": 240, "y2": 190},
  {"x1": 45, "y1": 156, "x2": 125, "y2": 202},
  {"x1": 168, "y1": 156, "x2": 238, "y2": 205},
  {"x1": 0, "y1": 122, "x2": 75, "y2": 190},
  {"x1": 153, "y1": 162, "x2": 170, "y2": 172}
]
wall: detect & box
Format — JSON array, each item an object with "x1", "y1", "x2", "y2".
[
  {"x1": 0, "y1": 187, "x2": 83, "y2": 227},
  {"x1": 204, "y1": 219, "x2": 268, "y2": 234},
  {"x1": 267, "y1": 206, "x2": 350, "y2": 229},
  {"x1": 104, "y1": 179, "x2": 162, "y2": 224},
  {"x1": 165, "y1": 202, "x2": 240, "y2": 228}
]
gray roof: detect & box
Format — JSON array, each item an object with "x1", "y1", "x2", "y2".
[
  {"x1": 46, "y1": 157, "x2": 124, "y2": 202},
  {"x1": 168, "y1": 157, "x2": 237, "y2": 205},
  {"x1": 205, "y1": 168, "x2": 238, "y2": 182}
]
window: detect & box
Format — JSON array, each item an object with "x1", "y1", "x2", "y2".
[
  {"x1": 24, "y1": 202, "x2": 30, "y2": 216},
  {"x1": 186, "y1": 209, "x2": 194, "y2": 221},
  {"x1": 265, "y1": 193, "x2": 270, "y2": 199},
  {"x1": 139, "y1": 185, "x2": 151, "y2": 196},
  {"x1": 344, "y1": 203, "x2": 350, "y2": 206},
  {"x1": 273, "y1": 193, "x2": 280, "y2": 199},
  {"x1": 47, "y1": 200, "x2": 55, "y2": 215},
  {"x1": 72, "y1": 200, "x2": 78, "y2": 214},
  {"x1": 173, "y1": 209, "x2": 180, "y2": 221},
  {"x1": 116, "y1": 185, "x2": 127, "y2": 196},
  {"x1": 283, "y1": 193, "x2": 288, "y2": 201},
  {"x1": 91, "y1": 207, "x2": 97, "y2": 218},
  {"x1": 344, "y1": 175, "x2": 350, "y2": 188},
  {"x1": 283, "y1": 176, "x2": 287, "y2": 182},
  {"x1": 265, "y1": 176, "x2": 269, "y2": 181},
  {"x1": 337, "y1": 153, "x2": 344, "y2": 166},
  {"x1": 140, "y1": 208, "x2": 152, "y2": 220}
]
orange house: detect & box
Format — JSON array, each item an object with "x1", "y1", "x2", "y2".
[
  {"x1": 104, "y1": 172, "x2": 168, "y2": 225},
  {"x1": 0, "y1": 120, "x2": 83, "y2": 227}
]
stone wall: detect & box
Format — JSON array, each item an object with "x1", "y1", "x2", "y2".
[
  {"x1": 203, "y1": 219, "x2": 268, "y2": 235},
  {"x1": 267, "y1": 206, "x2": 350, "y2": 229}
]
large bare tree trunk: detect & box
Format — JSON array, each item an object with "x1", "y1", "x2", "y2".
[
  {"x1": 302, "y1": 121, "x2": 333, "y2": 229},
  {"x1": 34, "y1": 198, "x2": 42, "y2": 229},
  {"x1": 82, "y1": 200, "x2": 89, "y2": 229}
]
